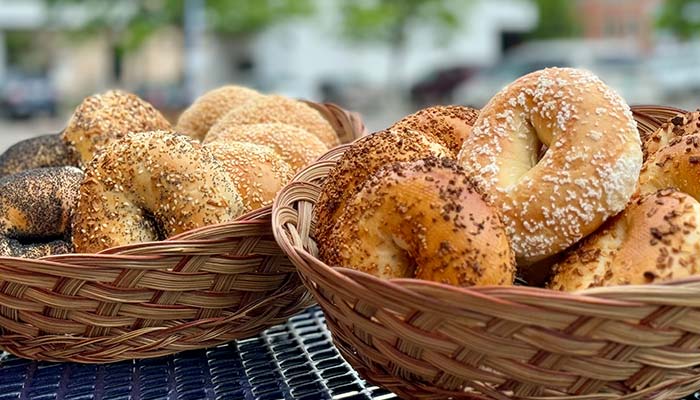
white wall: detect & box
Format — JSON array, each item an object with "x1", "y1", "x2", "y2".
[{"x1": 251, "y1": 0, "x2": 537, "y2": 99}]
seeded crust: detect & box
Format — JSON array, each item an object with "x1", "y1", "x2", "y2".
[
  {"x1": 72, "y1": 130, "x2": 244, "y2": 253},
  {"x1": 457, "y1": 67, "x2": 642, "y2": 265},
  {"x1": 208, "y1": 95, "x2": 339, "y2": 148},
  {"x1": 320, "y1": 157, "x2": 515, "y2": 286},
  {"x1": 175, "y1": 85, "x2": 262, "y2": 141},
  {"x1": 641, "y1": 110, "x2": 700, "y2": 161},
  {"x1": 0, "y1": 166, "x2": 83, "y2": 258},
  {"x1": 203, "y1": 122, "x2": 328, "y2": 172},
  {"x1": 391, "y1": 105, "x2": 479, "y2": 155},
  {"x1": 313, "y1": 127, "x2": 450, "y2": 242},
  {"x1": 637, "y1": 134, "x2": 700, "y2": 201},
  {"x1": 548, "y1": 189, "x2": 700, "y2": 291},
  {"x1": 206, "y1": 141, "x2": 294, "y2": 211},
  {"x1": 0, "y1": 133, "x2": 79, "y2": 177},
  {"x1": 62, "y1": 90, "x2": 172, "y2": 166}
]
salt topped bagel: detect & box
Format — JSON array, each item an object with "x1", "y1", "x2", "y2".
[
  {"x1": 458, "y1": 67, "x2": 642, "y2": 264},
  {"x1": 321, "y1": 157, "x2": 515, "y2": 286},
  {"x1": 548, "y1": 189, "x2": 700, "y2": 291},
  {"x1": 72, "y1": 130, "x2": 244, "y2": 253}
]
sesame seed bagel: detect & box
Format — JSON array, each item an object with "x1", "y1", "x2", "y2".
[
  {"x1": 0, "y1": 166, "x2": 83, "y2": 258},
  {"x1": 62, "y1": 90, "x2": 172, "y2": 166},
  {"x1": 320, "y1": 157, "x2": 515, "y2": 286},
  {"x1": 457, "y1": 67, "x2": 642, "y2": 264},
  {"x1": 206, "y1": 141, "x2": 293, "y2": 211},
  {"x1": 313, "y1": 127, "x2": 450, "y2": 242},
  {"x1": 637, "y1": 134, "x2": 700, "y2": 201},
  {"x1": 642, "y1": 111, "x2": 700, "y2": 161},
  {"x1": 208, "y1": 95, "x2": 339, "y2": 148},
  {"x1": 390, "y1": 105, "x2": 479, "y2": 155},
  {"x1": 203, "y1": 122, "x2": 328, "y2": 172},
  {"x1": 0, "y1": 133, "x2": 79, "y2": 177},
  {"x1": 72, "y1": 130, "x2": 244, "y2": 253},
  {"x1": 548, "y1": 189, "x2": 700, "y2": 291},
  {"x1": 175, "y1": 85, "x2": 262, "y2": 141}
]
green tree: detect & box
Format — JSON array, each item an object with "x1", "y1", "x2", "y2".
[
  {"x1": 527, "y1": 0, "x2": 581, "y2": 40},
  {"x1": 45, "y1": 0, "x2": 314, "y2": 83},
  {"x1": 338, "y1": 0, "x2": 460, "y2": 85},
  {"x1": 657, "y1": 0, "x2": 700, "y2": 40}
]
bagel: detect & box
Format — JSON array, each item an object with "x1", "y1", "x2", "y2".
[
  {"x1": 62, "y1": 90, "x2": 172, "y2": 166},
  {"x1": 548, "y1": 189, "x2": 700, "y2": 291},
  {"x1": 0, "y1": 167, "x2": 83, "y2": 258},
  {"x1": 206, "y1": 141, "x2": 293, "y2": 211},
  {"x1": 175, "y1": 85, "x2": 262, "y2": 141},
  {"x1": 457, "y1": 67, "x2": 642, "y2": 264},
  {"x1": 390, "y1": 105, "x2": 479, "y2": 155},
  {"x1": 208, "y1": 95, "x2": 339, "y2": 148},
  {"x1": 0, "y1": 133, "x2": 78, "y2": 177},
  {"x1": 320, "y1": 157, "x2": 515, "y2": 286},
  {"x1": 72, "y1": 131, "x2": 244, "y2": 253},
  {"x1": 203, "y1": 122, "x2": 328, "y2": 172},
  {"x1": 641, "y1": 110, "x2": 700, "y2": 161},
  {"x1": 314, "y1": 127, "x2": 450, "y2": 242},
  {"x1": 637, "y1": 134, "x2": 700, "y2": 201}
]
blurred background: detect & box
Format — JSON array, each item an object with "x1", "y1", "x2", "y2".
[{"x1": 0, "y1": 0, "x2": 697, "y2": 151}]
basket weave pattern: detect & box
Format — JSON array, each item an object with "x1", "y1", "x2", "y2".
[
  {"x1": 0, "y1": 101, "x2": 366, "y2": 363},
  {"x1": 272, "y1": 106, "x2": 700, "y2": 399}
]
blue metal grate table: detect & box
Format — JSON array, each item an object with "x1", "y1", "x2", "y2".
[{"x1": 1, "y1": 306, "x2": 698, "y2": 400}]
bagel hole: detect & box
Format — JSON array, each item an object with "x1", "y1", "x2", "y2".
[{"x1": 142, "y1": 210, "x2": 167, "y2": 240}]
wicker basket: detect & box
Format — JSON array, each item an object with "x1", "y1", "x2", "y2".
[
  {"x1": 271, "y1": 105, "x2": 700, "y2": 399},
  {"x1": 0, "y1": 101, "x2": 366, "y2": 364}
]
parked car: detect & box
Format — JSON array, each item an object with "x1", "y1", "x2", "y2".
[
  {"x1": 452, "y1": 39, "x2": 660, "y2": 108},
  {"x1": 0, "y1": 71, "x2": 57, "y2": 119},
  {"x1": 409, "y1": 66, "x2": 478, "y2": 107}
]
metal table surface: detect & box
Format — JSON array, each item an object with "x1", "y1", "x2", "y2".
[{"x1": 0, "y1": 306, "x2": 698, "y2": 400}]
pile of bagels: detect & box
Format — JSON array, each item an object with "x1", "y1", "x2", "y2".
[
  {"x1": 0, "y1": 86, "x2": 338, "y2": 257},
  {"x1": 315, "y1": 67, "x2": 700, "y2": 291}
]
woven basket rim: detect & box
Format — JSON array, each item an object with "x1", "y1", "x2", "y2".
[{"x1": 273, "y1": 103, "x2": 700, "y2": 299}]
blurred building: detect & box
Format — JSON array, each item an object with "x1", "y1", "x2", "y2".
[
  {"x1": 576, "y1": 0, "x2": 663, "y2": 51},
  {"x1": 252, "y1": 0, "x2": 537, "y2": 101}
]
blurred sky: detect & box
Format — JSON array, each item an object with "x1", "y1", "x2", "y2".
[{"x1": 0, "y1": 0, "x2": 697, "y2": 149}]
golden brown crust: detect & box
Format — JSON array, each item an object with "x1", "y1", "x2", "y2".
[
  {"x1": 313, "y1": 127, "x2": 450, "y2": 242},
  {"x1": 206, "y1": 141, "x2": 293, "y2": 211},
  {"x1": 72, "y1": 130, "x2": 244, "y2": 253},
  {"x1": 548, "y1": 189, "x2": 700, "y2": 291},
  {"x1": 321, "y1": 157, "x2": 515, "y2": 286},
  {"x1": 62, "y1": 90, "x2": 172, "y2": 166},
  {"x1": 637, "y1": 134, "x2": 700, "y2": 201},
  {"x1": 175, "y1": 85, "x2": 262, "y2": 141},
  {"x1": 642, "y1": 111, "x2": 700, "y2": 161},
  {"x1": 0, "y1": 133, "x2": 79, "y2": 177},
  {"x1": 391, "y1": 105, "x2": 479, "y2": 155},
  {"x1": 457, "y1": 67, "x2": 642, "y2": 264},
  {"x1": 203, "y1": 122, "x2": 328, "y2": 172},
  {"x1": 208, "y1": 95, "x2": 339, "y2": 148},
  {"x1": 0, "y1": 166, "x2": 83, "y2": 258}
]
